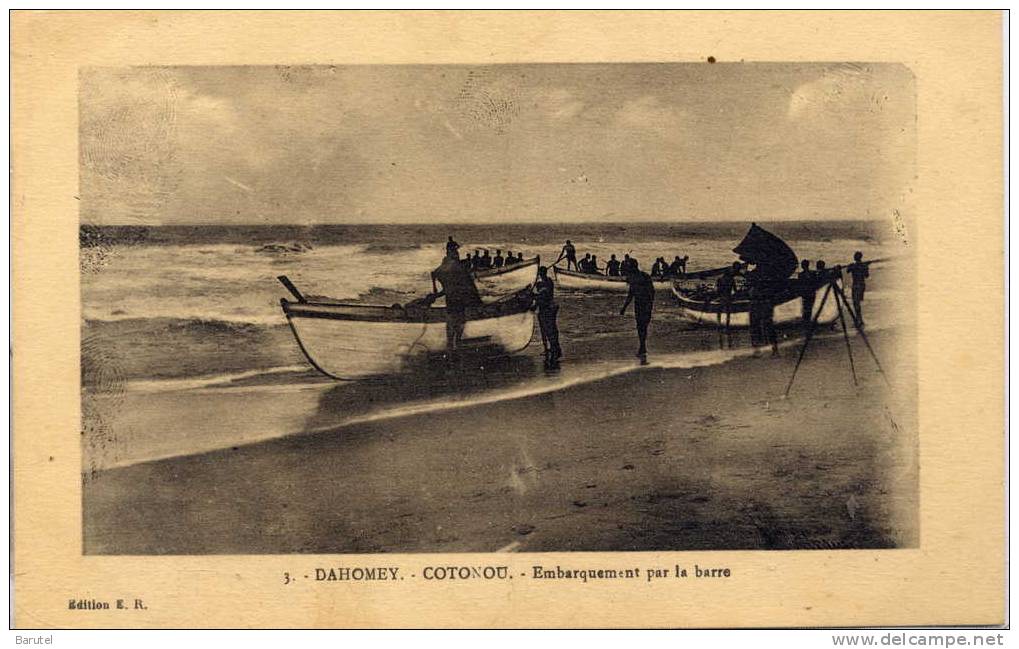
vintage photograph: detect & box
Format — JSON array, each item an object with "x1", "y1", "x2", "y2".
[{"x1": 80, "y1": 62, "x2": 918, "y2": 555}]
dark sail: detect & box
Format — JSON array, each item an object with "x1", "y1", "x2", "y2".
[{"x1": 732, "y1": 223, "x2": 798, "y2": 280}]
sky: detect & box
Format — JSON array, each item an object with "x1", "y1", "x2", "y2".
[{"x1": 79, "y1": 63, "x2": 915, "y2": 225}]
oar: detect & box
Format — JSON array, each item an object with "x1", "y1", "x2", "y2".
[
  {"x1": 864, "y1": 256, "x2": 904, "y2": 265},
  {"x1": 277, "y1": 275, "x2": 307, "y2": 303},
  {"x1": 836, "y1": 256, "x2": 901, "y2": 267}
]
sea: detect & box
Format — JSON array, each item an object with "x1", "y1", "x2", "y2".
[{"x1": 80, "y1": 221, "x2": 908, "y2": 472}]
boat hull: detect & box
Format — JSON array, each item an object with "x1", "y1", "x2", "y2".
[
  {"x1": 282, "y1": 293, "x2": 535, "y2": 380},
  {"x1": 671, "y1": 283, "x2": 839, "y2": 328},
  {"x1": 473, "y1": 256, "x2": 539, "y2": 294},
  {"x1": 552, "y1": 267, "x2": 672, "y2": 292}
]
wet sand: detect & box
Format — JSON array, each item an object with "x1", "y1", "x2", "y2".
[{"x1": 83, "y1": 330, "x2": 917, "y2": 554}]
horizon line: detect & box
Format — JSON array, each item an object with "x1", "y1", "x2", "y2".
[{"x1": 82, "y1": 217, "x2": 888, "y2": 227}]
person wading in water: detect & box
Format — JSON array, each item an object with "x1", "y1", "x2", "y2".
[
  {"x1": 731, "y1": 223, "x2": 797, "y2": 357},
  {"x1": 747, "y1": 267, "x2": 780, "y2": 357},
  {"x1": 715, "y1": 261, "x2": 742, "y2": 348},
  {"x1": 533, "y1": 266, "x2": 562, "y2": 367},
  {"x1": 619, "y1": 259, "x2": 655, "y2": 361}
]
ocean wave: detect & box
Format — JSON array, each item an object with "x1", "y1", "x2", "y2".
[
  {"x1": 80, "y1": 233, "x2": 906, "y2": 357},
  {"x1": 89, "y1": 347, "x2": 756, "y2": 469},
  {"x1": 83, "y1": 310, "x2": 286, "y2": 326},
  {"x1": 121, "y1": 365, "x2": 317, "y2": 393},
  {"x1": 254, "y1": 241, "x2": 314, "y2": 255},
  {"x1": 354, "y1": 286, "x2": 420, "y2": 304},
  {"x1": 361, "y1": 242, "x2": 424, "y2": 254},
  {"x1": 264, "y1": 325, "x2": 896, "y2": 430},
  {"x1": 88, "y1": 321, "x2": 902, "y2": 470}
]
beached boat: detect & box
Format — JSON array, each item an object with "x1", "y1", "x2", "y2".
[
  {"x1": 669, "y1": 223, "x2": 847, "y2": 328},
  {"x1": 551, "y1": 266, "x2": 668, "y2": 292},
  {"x1": 670, "y1": 279, "x2": 839, "y2": 328},
  {"x1": 279, "y1": 283, "x2": 536, "y2": 380},
  {"x1": 552, "y1": 265, "x2": 726, "y2": 292},
  {"x1": 473, "y1": 256, "x2": 540, "y2": 293}
]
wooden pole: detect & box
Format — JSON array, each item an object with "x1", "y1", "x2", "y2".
[
  {"x1": 276, "y1": 275, "x2": 307, "y2": 303},
  {"x1": 832, "y1": 281, "x2": 859, "y2": 386},
  {"x1": 784, "y1": 282, "x2": 833, "y2": 397},
  {"x1": 538, "y1": 313, "x2": 549, "y2": 359},
  {"x1": 725, "y1": 302, "x2": 732, "y2": 348},
  {"x1": 716, "y1": 308, "x2": 725, "y2": 350},
  {"x1": 832, "y1": 281, "x2": 891, "y2": 387}
]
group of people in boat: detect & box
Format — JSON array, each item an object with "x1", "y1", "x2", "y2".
[
  {"x1": 446, "y1": 236, "x2": 525, "y2": 272},
  {"x1": 553, "y1": 239, "x2": 689, "y2": 279},
  {"x1": 465, "y1": 249, "x2": 527, "y2": 271}
]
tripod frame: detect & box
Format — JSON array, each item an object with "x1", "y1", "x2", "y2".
[{"x1": 784, "y1": 276, "x2": 888, "y2": 397}]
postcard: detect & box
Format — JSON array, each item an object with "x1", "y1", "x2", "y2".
[{"x1": 11, "y1": 10, "x2": 1005, "y2": 628}]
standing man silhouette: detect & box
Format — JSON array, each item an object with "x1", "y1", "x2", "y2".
[
  {"x1": 846, "y1": 251, "x2": 870, "y2": 327},
  {"x1": 798, "y1": 259, "x2": 816, "y2": 325},
  {"x1": 619, "y1": 259, "x2": 655, "y2": 360},
  {"x1": 445, "y1": 235, "x2": 460, "y2": 258},
  {"x1": 716, "y1": 261, "x2": 742, "y2": 347},
  {"x1": 606, "y1": 254, "x2": 621, "y2": 276},
  {"x1": 533, "y1": 266, "x2": 562, "y2": 367},
  {"x1": 556, "y1": 240, "x2": 578, "y2": 270},
  {"x1": 431, "y1": 250, "x2": 482, "y2": 356}
]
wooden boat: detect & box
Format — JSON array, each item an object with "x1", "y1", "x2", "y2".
[
  {"x1": 552, "y1": 265, "x2": 727, "y2": 292},
  {"x1": 551, "y1": 267, "x2": 666, "y2": 292},
  {"x1": 472, "y1": 256, "x2": 540, "y2": 293},
  {"x1": 667, "y1": 224, "x2": 886, "y2": 329},
  {"x1": 670, "y1": 278, "x2": 839, "y2": 328},
  {"x1": 279, "y1": 281, "x2": 536, "y2": 380}
]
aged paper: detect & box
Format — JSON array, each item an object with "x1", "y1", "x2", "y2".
[{"x1": 12, "y1": 10, "x2": 1004, "y2": 628}]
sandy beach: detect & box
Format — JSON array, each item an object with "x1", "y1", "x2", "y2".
[
  {"x1": 83, "y1": 327, "x2": 917, "y2": 554},
  {"x1": 78, "y1": 221, "x2": 915, "y2": 555}
]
